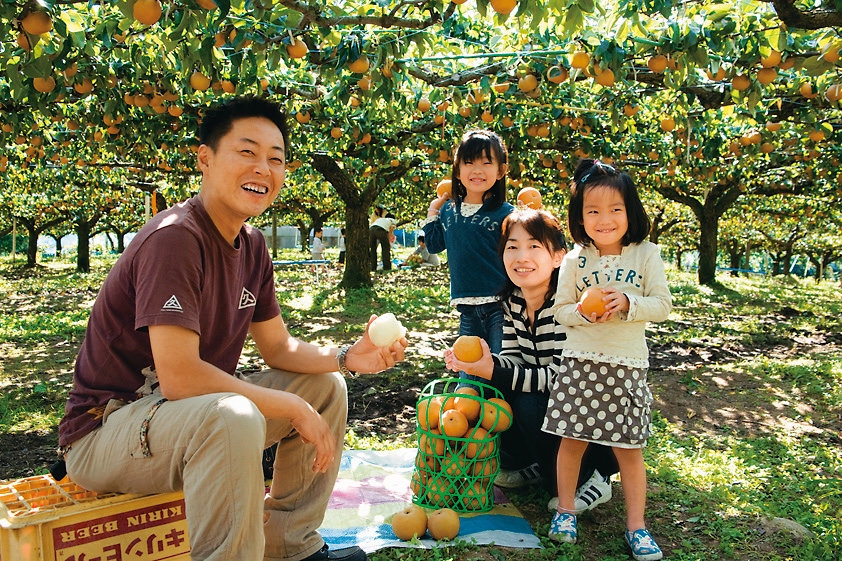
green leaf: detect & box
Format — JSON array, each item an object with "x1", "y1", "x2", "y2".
[
  {"x1": 746, "y1": 89, "x2": 761, "y2": 112},
  {"x1": 615, "y1": 20, "x2": 629, "y2": 44},
  {"x1": 767, "y1": 28, "x2": 782, "y2": 52},
  {"x1": 563, "y1": 5, "x2": 584, "y2": 35},
  {"x1": 706, "y1": 4, "x2": 732, "y2": 23},
  {"x1": 198, "y1": 39, "x2": 215, "y2": 71},
  {"x1": 214, "y1": 0, "x2": 232, "y2": 26},
  {"x1": 689, "y1": 44, "x2": 709, "y2": 67},
  {"x1": 60, "y1": 11, "x2": 86, "y2": 34},
  {"x1": 25, "y1": 57, "x2": 53, "y2": 78},
  {"x1": 801, "y1": 56, "x2": 831, "y2": 76},
  {"x1": 267, "y1": 46, "x2": 281, "y2": 71},
  {"x1": 70, "y1": 30, "x2": 88, "y2": 50},
  {"x1": 6, "y1": 65, "x2": 24, "y2": 101}
]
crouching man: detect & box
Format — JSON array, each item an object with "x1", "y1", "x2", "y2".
[{"x1": 57, "y1": 96, "x2": 407, "y2": 561}]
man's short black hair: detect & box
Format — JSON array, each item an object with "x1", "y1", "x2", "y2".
[{"x1": 199, "y1": 96, "x2": 289, "y2": 155}]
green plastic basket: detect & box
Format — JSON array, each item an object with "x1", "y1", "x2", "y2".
[{"x1": 411, "y1": 378, "x2": 512, "y2": 513}]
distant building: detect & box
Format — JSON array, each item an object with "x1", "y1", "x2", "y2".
[{"x1": 260, "y1": 226, "x2": 340, "y2": 249}]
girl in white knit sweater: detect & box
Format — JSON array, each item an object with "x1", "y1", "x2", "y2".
[{"x1": 543, "y1": 159, "x2": 672, "y2": 561}]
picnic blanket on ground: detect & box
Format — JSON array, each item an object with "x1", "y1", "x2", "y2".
[{"x1": 319, "y1": 448, "x2": 543, "y2": 552}]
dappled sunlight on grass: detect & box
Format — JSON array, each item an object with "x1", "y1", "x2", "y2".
[
  {"x1": 648, "y1": 413, "x2": 842, "y2": 556},
  {"x1": 0, "y1": 309, "x2": 90, "y2": 343},
  {"x1": 287, "y1": 293, "x2": 315, "y2": 311},
  {"x1": 344, "y1": 428, "x2": 413, "y2": 451},
  {"x1": 0, "y1": 375, "x2": 70, "y2": 433},
  {"x1": 655, "y1": 351, "x2": 840, "y2": 449},
  {"x1": 274, "y1": 265, "x2": 452, "y2": 347},
  {"x1": 2, "y1": 259, "x2": 841, "y2": 559},
  {"x1": 659, "y1": 271, "x2": 842, "y2": 353},
  {"x1": 752, "y1": 356, "x2": 842, "y2": 409},
  {"x1": 5, "y1": 408, "x2": 63, "y2": 433},
  {"x1": 650, "y1": 417, "x2": 771, "y2": 501}
]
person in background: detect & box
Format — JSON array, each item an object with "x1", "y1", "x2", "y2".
[
  {"x1": 56, "y1": 96, "x2": 407, "y2": 561},
  {"x1": 370, "y1": 211, "x2": 396, "y2": 271},
  {"x1": 399, "y1": 233, "x2": 440, "y2": 267},
  {"x1": 370, "y1": 205, "x2": 385, "y2": 222},
  {"x1": 337, "y1": 228, "x2": 346, "y2": 266},
  {"x1": 310, "y1": 227, "x2": 327, "y2": 273},
  {"x1": 545, "y1": 159, "x2": 671, "y2": 561},
  {"x1": 311, "y1": 227, "x2": 326, "y2": 261}
]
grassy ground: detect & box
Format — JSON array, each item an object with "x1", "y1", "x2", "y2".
[{"x1": 1, "y1": 250, "x2": 841, "y2": 560}]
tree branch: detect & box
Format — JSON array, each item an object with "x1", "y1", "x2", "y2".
[
  {"x1": 311, "y1": 152, "x2": 363, "y2": 206},
  {"x1": 375, "y1": 156, "x2": 423, "y2": 187},
  {"x1": 767, "y1": 0, "x2": 842, "y2": 30},
  {"x1": 276, "y1": 0, "x2": 454, "y2": 29},
  {"x1": 406, "y1": 61, "x2": 508, "y2": 87}
]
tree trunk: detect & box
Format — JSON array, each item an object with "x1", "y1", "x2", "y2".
[
  {"x1": 649, "y1": 212, "x2": 662, "y2": 245},
  {"x1": 77, "y1": 222, "x2": 91, "y2": 273},
  {"x1": 820, "y1": 254, "x2": 838, "y2": 282},
  {"x1": 807, "y1": 255, "x2": 821, "y2": 282},
  {"x1": 297, "y1": 223, "x2": 310, "y2": 254},
  {"x1": 26, "y1": 229, "x2": 39, "y2": 268},
  {"x1": 655, "y1": 180, "x2": 742, "y2": 286},
  {"x1": 341, "y1": 205, "x2": 372, "y2": 288},
  {"x1": 783, "y1": 244, "x2": 795, "y2": 276},
  {"x1": 771, "y1": 253, "x2": 783, "y2": 275},
  {"x1": 117, "y1": 230, "x2": 127, "y2": 253},
  {"x1": 49, "y1": 234, "x2": 64, "y2": 256},
  {"x1": 310, "y1": 152, "x2": 419, "y2": 290},
  {"x1": 14, "y1": 215, "x2": 68, "y2": 268},
  {"x1": 310, "y1": 153, "x2": 373, "y2": 289},
  {"x1": 271, "y1": 214, "x2": 278, "y2": 259},
  {"x1": 697, "y1": 212, "x2": 719, "y2": 285},
  {"x1": 744, "y1": 242, "x2": 752, "y2": 274},
  {"x1": 75, "y1": 213, "x2": 102, "y2": 273},
  {"x1": 675, "y1": 248, "x2": 684, "y2": 271},
  {"x1": 728, "y1": 247, "x2": 741, "y2": 276}
]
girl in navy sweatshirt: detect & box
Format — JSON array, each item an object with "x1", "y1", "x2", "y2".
[{"x1": 423, "y1": 129, "x2": 514, "y2": 355}]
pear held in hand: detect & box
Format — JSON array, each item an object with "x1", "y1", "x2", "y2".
[
  {"x1": 368, "y1": 313, "x2": 407, "y2": 347},
  {"x1": 579, "y1": 289, "x2": 607, "y2": 318}
]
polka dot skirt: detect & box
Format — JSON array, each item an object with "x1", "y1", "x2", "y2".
[{"x1": 542, "y1": 357, "x2": 653, "y2": 448}]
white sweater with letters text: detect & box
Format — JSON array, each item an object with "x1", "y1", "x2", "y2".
[{"x1": 552, "y1": 241, "x2": 672, "y2": 368}]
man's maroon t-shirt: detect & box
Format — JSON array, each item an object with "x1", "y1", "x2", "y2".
[{"x1": 58, "y1": 197, "x2": 281, "y2": 447}]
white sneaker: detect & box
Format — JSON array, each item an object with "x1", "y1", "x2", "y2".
[
  {"x1": 575, "y1": 470, "x2": 612, "y2": 511},
  {"x1": 494, "y1": 463, "x2": 543, "y2": 488},
  {"x1": 546, "y1": 470, "x2": 612, "y2": 512}
]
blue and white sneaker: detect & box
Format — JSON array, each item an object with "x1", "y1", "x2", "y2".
[
  {"x1": 548, "y1": 511, "x2": 577, "y2": 544},
  {"x1": 625, "y1": 528, "x2": 663, "y2": 561}
]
